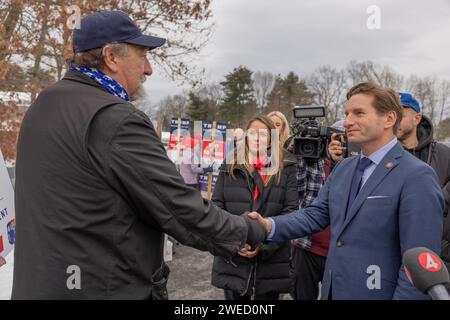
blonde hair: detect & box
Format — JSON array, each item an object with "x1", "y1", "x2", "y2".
[
  {"x1": 228, "y1": 115, "x2": 284, "y2": 186},
  {"x1": 267, "y1": 111, "x2": 290, "y2": 147}
]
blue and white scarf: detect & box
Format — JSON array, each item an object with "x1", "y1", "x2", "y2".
[{"x1": 70, "y1": 65, "x2": 129, "y2": 102}]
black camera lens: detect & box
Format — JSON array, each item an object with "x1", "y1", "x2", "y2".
[
  {"x1": 294, "y1": 137, "x2": 320, "y2": 159},
  {"x1": 301, "y1": 141, "x2": 315, "y2": 155}
]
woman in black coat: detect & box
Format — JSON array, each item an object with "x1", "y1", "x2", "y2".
[{"x1": 211, "y1": 115, "x2": 298, "y2": 300}]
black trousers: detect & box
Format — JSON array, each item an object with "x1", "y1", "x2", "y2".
[{"x1": 290, "y1": 247, "x2": 326, "y2": 300}]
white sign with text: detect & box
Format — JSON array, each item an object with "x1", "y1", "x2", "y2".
[{"x1": 0, "y1": 149, "x2": 15, "y2": 259}]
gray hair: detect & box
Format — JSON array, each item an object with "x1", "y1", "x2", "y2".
[{"x1": 70, "y1": 42, "x2": 129, "y2": 69}]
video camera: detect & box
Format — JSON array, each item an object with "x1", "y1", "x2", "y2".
[{"x1": 288, "y1": 105, "x2": 346, "y2": 160}]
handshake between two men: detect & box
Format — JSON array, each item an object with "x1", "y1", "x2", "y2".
[{"x1": 239, "y1": 212, "x2": 272, "y2": 258}]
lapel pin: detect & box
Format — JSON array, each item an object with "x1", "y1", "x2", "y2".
[{"x1": 385, "y1": 162, "x2": 393, "y2": 169}]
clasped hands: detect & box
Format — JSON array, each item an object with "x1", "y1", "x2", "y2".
[{"x1": 238, "y1": 211, "x2": 272, "y2": 259}]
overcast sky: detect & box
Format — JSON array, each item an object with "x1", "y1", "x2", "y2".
[{"x1": 144, "y1": 0, "x2": 450, "y2": 105}]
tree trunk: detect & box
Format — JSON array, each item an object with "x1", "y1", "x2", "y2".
[{"x1": 30, "y1": 3, "x2": 51, "y2": 101}]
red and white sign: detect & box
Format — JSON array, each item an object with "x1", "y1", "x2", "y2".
[{"x1": 418, "y1": 252, "x2": 442, "y2": 272}]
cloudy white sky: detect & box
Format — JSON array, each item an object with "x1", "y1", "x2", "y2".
[{"x1": 144, "y1": 0, "x2": 450, "y2": 105}]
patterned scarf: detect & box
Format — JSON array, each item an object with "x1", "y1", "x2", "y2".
[{"x1": 69, "y1": 65, "x2": 129, "y2": 102}]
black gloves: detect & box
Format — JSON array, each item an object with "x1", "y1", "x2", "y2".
[
  {"x1": 242, "y1": 213, "x2": 267, "y2": 249},
  {"x1": 203, "y1": 165, "x2": 214, "y2": 174}
]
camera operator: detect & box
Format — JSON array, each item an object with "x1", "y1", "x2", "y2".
[
  {"x1": 328, "y1": 120, "x2": 360, "y2": 169},
  {"x1": 281, "y1": 106, "x2": 341, "y2": 300}
]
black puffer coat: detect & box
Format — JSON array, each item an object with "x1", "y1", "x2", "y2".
[{"x1": 211, "y1": 153, "x2": 299, "y2": 296}]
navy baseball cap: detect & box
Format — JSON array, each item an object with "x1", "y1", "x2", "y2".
[
  {"x1": 73, "y1": 11, "x2": 166, "y2": 53},
  {"x1": 399, "y1": 92, "x2": 421, "y2": 113}
]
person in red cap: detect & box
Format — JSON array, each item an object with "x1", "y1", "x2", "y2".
[{"x1": 12, "y1": 10, "x2": 266, "y2": 299}]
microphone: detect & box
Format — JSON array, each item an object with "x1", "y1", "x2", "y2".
[{"x1": 403, "y1": 247, "x2": 450, "y2": 300}]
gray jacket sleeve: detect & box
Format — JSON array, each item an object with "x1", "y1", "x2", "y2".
[{"x1": 87, "y1": 106, "x2": 248, "y2": 258}]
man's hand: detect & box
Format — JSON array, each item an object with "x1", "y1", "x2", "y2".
[
  {"x1": 241, "y1": 212, "x2": 267, "y2": 249},
  {"x1": 0, "y1": 256, "x2": 6, "y2": 267},
  {"x1": 237, "y1": 243, "x2": 261, "y2": 258},
  {"x1": 248, "y1": 211, "x2": 272, "y2": 235},
  {"x1": 328, "y1": 133, "x2": 346, "y2": 162}
]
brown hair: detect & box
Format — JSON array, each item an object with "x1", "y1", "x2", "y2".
[
  {"x1": 346, "y1": 82, "x2": 403, "y2": 134},
  {"x1": 228, "y1": 115, "x2": 284, "y2": 186},
  {"x1": 69, "y1": 43, "x2": 129, "y2": 69}
]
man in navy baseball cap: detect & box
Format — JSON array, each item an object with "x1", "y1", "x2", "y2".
[
  {"x1": 13, "y1": 10, "x2": 267, "y2": 300},
  {"x1": 70, "y1": 11, "x2": 166, "y2": 101},
  {"x1": 73, "y1": 11, "x2": 166, "y2": 53}
]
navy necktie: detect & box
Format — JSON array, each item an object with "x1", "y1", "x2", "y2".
[{"x1": 345, "y1": 157, "x2": 373, "y2": 218}]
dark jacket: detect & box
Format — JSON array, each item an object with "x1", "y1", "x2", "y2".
[
  {"x1": 211, "y1": 153, "x2": 299, "y2": 296},
  {"x1": 402, "y1": 116, "x2": 450, "y2": 266},
  {"x1": 443, "y1": 213, "x2": 450, "y2": 273},
  {"x1": 12, "y1": 71, "x2": 255, "y2": 299}
]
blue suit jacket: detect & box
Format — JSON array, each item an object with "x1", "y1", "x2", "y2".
[{"x1": 271, "y1": 142, "x2": 443, "y2": 299}]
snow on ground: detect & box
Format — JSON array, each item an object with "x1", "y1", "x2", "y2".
[{"x1": 0, "y1": 250, "x2": 13, "y2": 300}]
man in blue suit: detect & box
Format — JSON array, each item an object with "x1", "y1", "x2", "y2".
[{"x1": 247, "y1": 82, "x2": 444, "y2": 299}]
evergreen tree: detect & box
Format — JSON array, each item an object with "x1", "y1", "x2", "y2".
[
  {"x1": 266, "y1": 72, "x2": 314, "y2": 121},
  {"x1": 220, "y1": 66, "x2": 257, "y2": 128},
  {"x1": 187, "y1": 92, "x2": 210, "y2": 121}
]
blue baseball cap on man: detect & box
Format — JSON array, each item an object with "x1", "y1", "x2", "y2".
[
  {"x1": 399, "y1": 92, "x2": 421, "y2": 113},
  {"x1": 73, "y1": 11, "x2": 166, "y2": 53}
]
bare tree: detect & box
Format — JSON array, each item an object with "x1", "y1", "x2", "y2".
[
  {"x1": 437, "y1": 117, "x2": 450, "y2": 141},
  {"x1": 0, "y1": 0, "x2": 25, "y2": 82},
  {"x1": 0, "y1": 0, "x2": 215, "y2": 162},
  {"x1": 308, "y1": 66, "x2": 347, "y2": 124},
  {"x1": 2, "y1": 0, "x2": 215, "y2": 100},
  {"x1": 194, "y1": 82, "x2": 224, "y2": 120},
  {"x1": 0, "y1": 96, "x2": 24, "y2": 163},
  {"x1": 437, "y1": 80, "x2": 450, "y2": 127},
  {"x1": 154, "y1": 94, "x2": 190, "y2": 130},
  {"x1": 346, "y1": 60, "x2": 404, "y2": 89},
  {"x1": 405, "y1": 75, "x2": 439, "y2": 126},
  {"x1": 252, "y1": 71, "x2": 276, "y2": 112}
]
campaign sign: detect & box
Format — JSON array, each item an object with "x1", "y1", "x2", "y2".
[
  {"x1": 199, "y1": 121, "x2": 227, "y2": 197},
  {"x1": 168, "y1": 118, "x2": 191, "y2": 151},
  {"x1": 7, "y1": 219, "x2": 15, "y2": 245},
  {"x1": 199, "y1": 174, "x2": 218, "y2": 193},
  {"x1": 0, "y1": 149, "x2": 15, "y2": 258},
  {"x1": 199, "y1": 121, "x2": 213, "y2": 194},
  {"x1": 201, "y1": 122, "x2": 227, "y2": 163}
]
